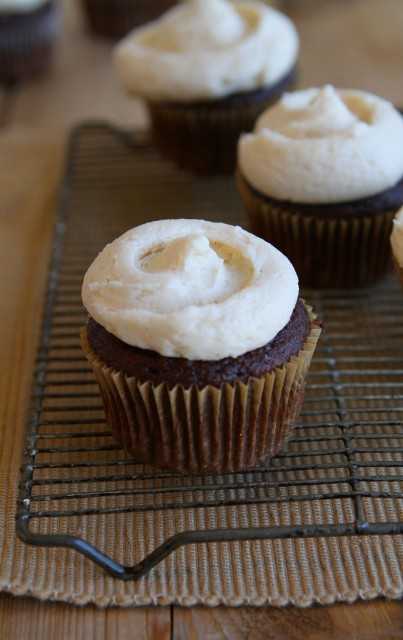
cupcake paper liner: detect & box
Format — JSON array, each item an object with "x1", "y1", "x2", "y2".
[
  {"x1": 392, "y1": 256, "x2": 403, "y2": 289},
  {"x1": 237, "y1": 172, "x2": 395, "y2": 289},
  {"x1": 0, "y1": 2, "x2": 60, "y2": 82},
  {"x1": 81, "y1": 305, "x2": 320, "y2": 474},
  {"x1": 148, "y1": 70, "x2": 296, "y2": 176},
  {"x1": 81, "y1": 0, "x2": 178, "y2": 39}
]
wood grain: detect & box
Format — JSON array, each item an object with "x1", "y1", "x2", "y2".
[
  {"x1": 10, "y1": 1, "x2": 147, "y2": 132},
  {"x1": 0, "y1": 595, "x2": 171, "y2": 640},
  {"x1": 173, "y1": 601, "x2": 403, "y2": 640},
  {"x1": 288, "y1": 0, "x2": 403, "y2": 105}
]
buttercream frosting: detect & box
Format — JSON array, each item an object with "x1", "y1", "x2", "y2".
[
  {"x1": 0, "y1": 0, "x2": 47, "y2": 11},
  {"x1": 239, "y1": 85, "x2": 403, "y2": 204},
  {"x1": 82, "y1": 219, "x2": 299, "y2": 361},
  {"x1": 114, "y1": 0, "x2": 298, "y2": 102},
  {"x1": 391, "y1": 207, "x2": 403, "y2": 267}
]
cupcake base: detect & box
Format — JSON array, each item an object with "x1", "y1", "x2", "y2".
[
  {"x1": 237, "y1": 172, "x2": 396, "y2": 289},
  {"x1": 0, "y1": 2, "x2": 60, "y2": 83},
  {"x1": 148, "y1": 68, "x2": 296, "y2": 176},
  {"x1": 81, "y1": 304, "x2": 320, "y2": 474},
  {"x1": 392, "y1": 256, "x2": 403, "y2": 289},
  {"x1": 81, "y1": 0, "x2": 178, "y2": 39}
]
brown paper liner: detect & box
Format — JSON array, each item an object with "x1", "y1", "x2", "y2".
[
  {"x1": 237, "y1": 172, "x2": 396, "y2": 289},
  {"x1": 81, "y1": 0, "x2": 178, "y2": 39},
  {"x1": 392, "y1": 255, "x2": 403, "y2": 289},
  {"x1": 147, "y1": 70, "x2": 296, "y2": 176},
  {"x1": 80, "y1": 306, "x2": 320, "y2": 474}
]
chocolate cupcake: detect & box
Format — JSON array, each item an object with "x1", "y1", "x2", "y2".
[
  {"x1": 81, "y1": 219, "x2": 320, "y2": 473},
  {"x1": 0, "y1": 0, "x2": 60, "y2": 83},
  {"x1": 237, "y1": 86, "x2": 403, "y2": 288},
  {"x1": 80, "y1": 0, "x2": 178, "y2": 40},
  {"x1": 391, "y1": 208, "x2": 403, "y2": 288},
  {"x1": 114, "y1": 0, "x2": 299, "y2": 175}
]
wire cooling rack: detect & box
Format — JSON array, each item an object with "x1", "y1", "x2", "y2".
[{"x1": 17, "y1": 123, "x2": 403, "y2": 580}]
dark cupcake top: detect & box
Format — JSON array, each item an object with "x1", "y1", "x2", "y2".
[{"x1": 87, "y1": 299, "x2": 310, "y2": 388}]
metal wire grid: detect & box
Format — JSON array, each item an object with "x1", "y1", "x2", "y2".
[{"x1": 16, "y1": 123, "x2": 403, "y2": 580}]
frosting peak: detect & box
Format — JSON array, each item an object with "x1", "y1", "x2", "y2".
[
  {"x1": 154, "y1": 0, "x2": 246, "y2": 50},
  {"x1": 82, "y1": 219, "x2": 299, "y2": 360},
  {"x1": 141, "y1": 234, "x2": 222, "y2": 273},
  {"x1": 268, "y1": 85, "x2": 364, "y2": 139},
  {"x1": 114, "y1": 0, "x2": 299, "y2": 102},
  {"x1": 239, "y1": 86, "x2": 403, "y2": 203},
  {"x1": 139, "y1": 232, "x2": 251, "y2": 312}
]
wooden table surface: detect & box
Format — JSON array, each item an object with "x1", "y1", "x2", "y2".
[{"x1": 1, "y1": 1, "x2": 403, "y2": 637}]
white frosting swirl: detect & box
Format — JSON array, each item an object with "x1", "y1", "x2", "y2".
[
  {"x1": 391, "y1": 207, "x2": 403, "y2": 267},
  {"x1": 114, "y1": 0, "x2": 298, "y2": 102},
  {"x1": 82, "y1": 219, "x2": 299, "y2": 361},
  {"x1": 239, "y1": 86, "x2": 403, "y2": 204},
  {"x1": 0, "y1": 0, "x2": 47, "y2": 11}
]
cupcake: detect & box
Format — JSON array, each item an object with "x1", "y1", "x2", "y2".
[
  {"x1": 237, "y1": 86, "x2": 403, "y2": 288},
  {"x1": 114, "y1": 0, "x2": 299, "y2": 175},
  {"x1": 80, "y1": 0, "x2": 178, "y2": 40},
  {"x1": 81, "y1": 219, "x2": 320, "y2": 474},
  {"x1": 391, "y1": 208, "x2": 403, "y2": 287},
  {"x1": 0, "y1": 0, "x2": 60, "y2": 83}
]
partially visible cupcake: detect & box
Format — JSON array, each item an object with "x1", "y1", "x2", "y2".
[
  {"x1": 80, "y1": 0, "x2": 178, "y2": 40},
  {"x1": 391, "y1": 208, "x2": 403, "y2": 287},
  {"x1": 81, "y1": 219, "x2": 320, "y2": 473},
  {"x1": 114, "y1": 0, "x2": 299, "y2": 175},
  {"x1": 0, "y1": 0, "x2": 60, "y2": 83},
  {"x1": 237, "y1": 86, "x2": 403, "y2": 288}
]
